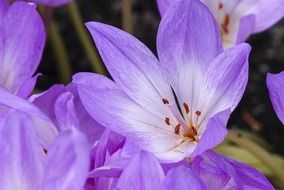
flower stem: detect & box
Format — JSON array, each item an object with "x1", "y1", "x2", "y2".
[
  {"x1": 122, "y1": 0, "x2": 133, "y2": 34},
  {"x1": 49, "y1": 20, "x2": 72, "y2": 84},
  {"x1": 227, "y1": 130, "x2": 284, "y2": 186},
  {"x1": 66, "y1": 2, "x2": 106, "y2": 74}
]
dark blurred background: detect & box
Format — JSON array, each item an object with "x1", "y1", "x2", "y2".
[{"x1": 37, "y1": 0, "x2": 284, "y2": 155}]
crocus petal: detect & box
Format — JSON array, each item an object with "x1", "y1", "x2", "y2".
[
  {"x1": 0, "y1": 1, "x2": 45, "y2": 95},
  {"x1": 157, "y1": 0, "x2": 222, "y2": 107},
  {"x1": 0, "y1": 86, "x2": 49, "y2": 120},
  {"x1": 86, "y1": 22, "x2": 175, "y2": 119},
  {"x1": 41, "y1": 129, "x2": 90, "y2": 190},
  {"x1": 17, "y1": 74, "x2": 41, "y2": 98},
  {"x1": 163, "y1": 165, "x2": 206, "y2": 190},
  {"x1": 32, "y1": 84, "x2": 66, "y2": 123},
  {"x1": 236, "y1": 15, "x2": 256, "y2": 44},
  {"x1": 200, "y1": 43, "x2": 250, "y2": 118},
  {"x1": 54, "y1": 92, "x2": 79, "y2": 130},
  {"x1": 27, "y1": 0, "x2": 71, "y2": 7},
  {"x1": 267, "y1": 71, "x2": 284, "y2": 124},
  {"x1": 251, "y1": 0, "x2": 284, "y2": 33},
  {"x1": 116, "y1": 151, "x2": 165, "y2": 190},
  {"x1": 192, "y1": 151, "x2": 274, "y2": 190},
  {"x1": 0, "y1": 87, "x2": 58, "y2": 147},
  {"x1": 191, "y1": 110, "x2": 230, "y2": 157},
  {"x1": 67, "y1": 83, "x2": 105, "y2": 144},
  {"x1": 0, "y1": 112, "x2": 44, "y2": 190}
]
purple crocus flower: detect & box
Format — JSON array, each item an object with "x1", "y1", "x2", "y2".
[
  {"x1": 0, "y1": 0, "x2": 45, "y2": 98},
  {"x1": 74, "y1": 0, "x2": 250, "y2": 162},
  {"x1": 267, "y1": 71, "x2": 284, "y2": 124},
  {"x1": 0, "y1": 111, "x2": 90, "y2": 190},
  {"x1": 157, "y1": 0, "x2": 284, "y2": 48}
]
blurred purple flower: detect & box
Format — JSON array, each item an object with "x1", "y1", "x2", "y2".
[
  {"x1": 0, "y1": 0, "x2": 45, "y2": 98},
  {"x1": 74, "y1": 0, "x2": 250, "y2": 162},
  {"x1": 0, "y1": 111, "x2": 90, "y2": 190},
  {"x1": 157, "y1": 0, "x2": 284, "y2": 48},
  {"x1": 267, "y1": 71, "x2": 284, "y2": 124}
]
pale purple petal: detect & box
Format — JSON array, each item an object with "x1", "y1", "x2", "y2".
[
  {"x1": 157, "y1": 0, "x2": 222, "y2": 109},
  {"x1": 41, "y1": 129, "x2": 90, "y2": 190},
  {"x1": 267, "y1": 71, "x2": 284, "y2": 124},
  {"x1": 0, "y1": 86, "x2": 50, "y2": 120},
  {"x1": 86, "y1": 22, "x2": 175, "y2": 119},
  {"x1": 17, "y1": 73, "x2": 41, "y2": 98},
  {"x1": 200, "y1": 43, "x2": 250, "y2": 118},
  {"x1": 192, "y1": 151, "x2": 274, "y2": 190},
  {"x1": 0, "y1": 87, "x2": 58, "y2": 147},
  {"x1": 27, "y1": 0, "x2": 71, "y2": 7},
  {"x1": 0, "y1": 1, "x2": 45, "y2": 95},
  {"x1": 116, "y1": 151, "x2": 165, "y2": 190},
  {"x1": 67, "y1": 83, "x2": 105, "y2": 143},
  {"x1": 0, "y1": 112, "x2": 44, "y2": 190},
  {"x1": 32, "y1": 84, "x2": 66, "y2": 123},
  {"x1": 236, "y1": 15, "x2": 256, "y2": 44},
  {"x1": 54, "y1": 92, "x2": 79, "y2": 130},
  {"x1": 191, "y1": 110, "x2": 230, "y2": 157},
  {"x1": 252, "y1": 0, "x2": 284, "y2": 33},
  {"x1": 163, "y1": 165, "x2": 206, "y2": 190}
]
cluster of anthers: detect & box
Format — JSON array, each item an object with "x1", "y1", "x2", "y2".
[{"x1": 162, "y1": 98, "x2": 202, "y2": 143}]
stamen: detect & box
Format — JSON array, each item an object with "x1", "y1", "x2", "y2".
[
  {"x1": 192, "y1": 127, "x2": 198, "y2": 136},
  {"x1": 194, "y1": 111, "x2": 202, "y2": 127},
  {"x1": 174, "y1": 124, "x2": 181, "y2": 135},
  {"x1": 195, "y1": 111, "x2": 201, "y2": 116},
  {"x1": 218, "y1": 3, "x2": 223, "y2": 10},
  {"x1": 183, "y1": 102, "x2": 190, "y2": 114},
  {"x1": 162, "y1": 98, "x2": 169, "y2": 105},
  {"x1": 222, "y1": 14, "x2": 230, "y2": 34},
  {"x1": 224, "y1": 14, "x2": 230, "y2": 26},
  {"x1": 165, "y1": 117, "x2": 170, "y2": 126}
]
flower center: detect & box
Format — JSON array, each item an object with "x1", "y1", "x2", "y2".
[{"x1": 162, "y1": 98, "x2": 201, "y2": 142}]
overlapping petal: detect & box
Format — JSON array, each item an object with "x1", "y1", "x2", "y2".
[
  {"x1": 32, "y1": 83, "x2": 104, "y2": 145},
  {"x1": 41, "y1": 129, "x2": 90, "y2": 190},
  {"x1": 267, "y1": 71, "x2": 284, "y2": 124},
  {"x1": 0, "y1": 87, "x2": 58, "y2": 147},
  {"x1": 163, "y1": 165, "x2": 206, "y2": 190},
  {"x1": 116, "y1": 151, "x2": 165, "y2": 190}
]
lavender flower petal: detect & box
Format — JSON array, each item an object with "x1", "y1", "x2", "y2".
[{"x1": 267, "y1": 71, "x2": 284, "y2": 124}]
